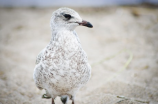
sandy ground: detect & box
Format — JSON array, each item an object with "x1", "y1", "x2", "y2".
[{"x1": 0, "y1": 7, "x2": 158, "y2": 104}]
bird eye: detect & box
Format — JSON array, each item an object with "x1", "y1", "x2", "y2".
[{"x1": 63, "y1": 14, "x2": 71, "y2": 20}]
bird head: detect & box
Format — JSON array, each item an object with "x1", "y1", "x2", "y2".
[{"x1": 50, "y1": 7, "x2": 93, "y2": 31}]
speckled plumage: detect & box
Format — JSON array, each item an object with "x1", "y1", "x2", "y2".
[{"x1": 33, "y1": 7, "x2": 92, "y2": 104}]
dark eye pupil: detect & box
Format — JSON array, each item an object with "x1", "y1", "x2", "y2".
[{"x1": 64, "y1": 14, "x2": 71, "y2": 20}]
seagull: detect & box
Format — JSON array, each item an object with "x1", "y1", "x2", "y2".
[{"x1": 33, "y1": 7, "x2": 93, "y2": 104}]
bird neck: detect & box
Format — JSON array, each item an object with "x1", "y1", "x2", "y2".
[
  {"x1": 50, "y1": 29, "x2": 75, "y2": 44},
  {"x1": 48, "y1": 29, "x2": 81, "y2": 52}
]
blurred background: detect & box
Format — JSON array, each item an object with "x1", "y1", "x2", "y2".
[
  {"x1": 0, "y1": 0, "x2": 158, "y2": 104},
  {"x1": 0, "y1": 0, "x2": 158, "y2": 7}
]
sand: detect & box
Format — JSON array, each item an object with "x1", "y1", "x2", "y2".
[{"x1": 0, "y1": 7, "x2": 158, "y2": 104}]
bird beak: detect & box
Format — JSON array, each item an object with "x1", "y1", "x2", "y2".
[{"x1": 78, "y1": 20, "x2": 93, "y2": 28}]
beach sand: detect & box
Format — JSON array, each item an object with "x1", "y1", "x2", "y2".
[{"x1": 0, "y1": 7, "x2": 158, "y2": 104}]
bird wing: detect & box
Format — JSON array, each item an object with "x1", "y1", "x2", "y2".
[
  {"x1": 34, "y1": 48, "x2": 45, "y2": 90},
  {"x1": 35, "y1": 49, "x2": 45, "y2": 64}
]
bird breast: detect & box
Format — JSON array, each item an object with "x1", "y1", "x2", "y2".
[{"x1": 37, "y1": 30, "x2": 91, "y2": 92}]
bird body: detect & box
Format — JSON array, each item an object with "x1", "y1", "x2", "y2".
[{"x1": 33, "y1": 7, "x2": 92, "y2": 104}]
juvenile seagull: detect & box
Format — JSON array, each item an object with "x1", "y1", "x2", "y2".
[{"x1": 33, "y1": 7, "x2": 93, "y2": 104}]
